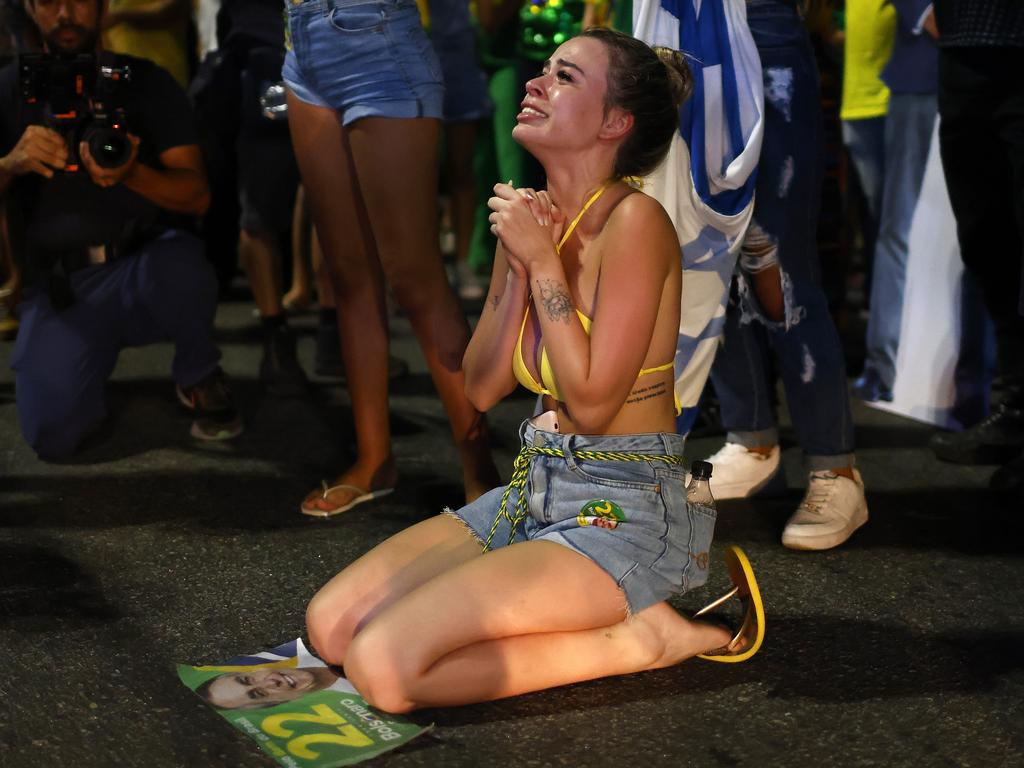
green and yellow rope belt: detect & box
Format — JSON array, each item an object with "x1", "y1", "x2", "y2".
[{"x1": 482, "y1": 444, "x2": 685, "y2": 551}]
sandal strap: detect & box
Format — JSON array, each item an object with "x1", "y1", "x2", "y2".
[{"x1": 320, "y1": 480, "x2": 369, "y2": 500}]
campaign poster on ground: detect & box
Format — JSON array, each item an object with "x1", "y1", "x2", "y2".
[{"x1": 178, "y1": 639, "x2": 430, "y2": 767}]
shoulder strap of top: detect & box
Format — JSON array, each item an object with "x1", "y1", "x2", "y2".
[{"x1": 555, "y1": 183, "x2": 610, "y2": 254}]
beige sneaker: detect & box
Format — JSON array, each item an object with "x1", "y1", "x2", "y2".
[
  {"x1": 782, "y1": 469, "x2": 868, "y2": 550},
  {"x1": 704, "y1": 442, "x2": 782, "y2": 499}
]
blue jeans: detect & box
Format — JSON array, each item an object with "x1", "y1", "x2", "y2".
[
  {"x1": 10, "y1": 231, "x2": 221, "y2": 459},
  {"x1": 709, "y1": 0, "x2": 855, "y2": 468},
  {"x1": 863, "y1": 92, "x2": 938, "y2": 389},
  {"x1": 841, "y1": 116, "x2": 887, "y2": 255}
]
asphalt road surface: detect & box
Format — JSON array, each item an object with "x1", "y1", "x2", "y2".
[{"x1": 2, "y1": 296, "x2": 1021, "y2": 768}]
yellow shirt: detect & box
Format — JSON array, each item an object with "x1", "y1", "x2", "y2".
[
  {"x1": 104, "y1": 0, "x2": 189, "y2": 88},
  {"x1": 840, "y1": 0, "x2": 896, "y2": 121}
]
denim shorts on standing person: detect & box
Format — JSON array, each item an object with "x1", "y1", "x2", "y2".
[
  {"x1": 446, "y1": 417, "x2": 716, "y2": 614},
  {"x1": 282, "y1": 0, "x2": 444, "y2": 124}
]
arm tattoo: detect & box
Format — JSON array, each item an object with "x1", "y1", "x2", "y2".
[
  {"x1": 535, "y1": 279, "x2": 573, "y2": 324},
  {"x1": 625, "y1": 381, "x2": 668, "y2": 405},
  {"x1": 490, "y1": 292, "x2": 502, "y2": 311}
]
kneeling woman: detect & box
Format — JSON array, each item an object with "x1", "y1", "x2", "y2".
[{"x1": 306, "y1": 28, "x2": 764, "y2": 714}]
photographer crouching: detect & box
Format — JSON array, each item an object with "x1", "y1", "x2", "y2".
[{"x1": 0, "y1": 0, "x2": 242, "y2": 460}]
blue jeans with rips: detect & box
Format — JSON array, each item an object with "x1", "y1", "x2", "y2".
[{"x1": 708, "y1": 0, "x2": 856, "y2": 469}]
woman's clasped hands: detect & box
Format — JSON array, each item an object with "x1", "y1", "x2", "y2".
[{"x1": 488, "y1": 182, "x2": 566, "y2": 277}]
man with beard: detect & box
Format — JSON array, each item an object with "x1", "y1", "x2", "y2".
[{"x1": 0, "y1": 0, "x2": 243, "y2": 458}]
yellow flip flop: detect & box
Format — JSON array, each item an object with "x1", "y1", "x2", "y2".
[{"x1": 694, "y1": 545, "x2": 766, "y2": 663}]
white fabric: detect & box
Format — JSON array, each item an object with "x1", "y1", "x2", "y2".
[
  {"x1": 868, "y1": 118, "x2": 977, "y2": 428},
  {"x1": 634, "y1": 0, "x2": 764, "y2": 429}
]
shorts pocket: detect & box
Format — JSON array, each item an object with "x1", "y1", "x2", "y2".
[
  {"x1": 681, "y1": 500, "x2": 717, "y2": 591},
  {"x1": 569, "y1": 458, "x2": 662, "y2": 492},
  {"x1": 328, "y1": 4, "x2": 386, "y2": 33}
]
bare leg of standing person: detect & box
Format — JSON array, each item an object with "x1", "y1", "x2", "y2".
[
  {"x1": 446, "y1": 121, "x2": 487, "y2": 300},
  {"x1": 347, "y1": 116, "x2": 498, "y2": 501},
  {"x1": 284, "y1": 184, "x2": 315, "y2": 310},
  {"x1": 288, "y1": 96, "x2": 499, "y2": 511}
]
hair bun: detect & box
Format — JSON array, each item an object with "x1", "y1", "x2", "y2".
[{"x1": 653, "y1": 46, "x2": 693, "y2": 108}]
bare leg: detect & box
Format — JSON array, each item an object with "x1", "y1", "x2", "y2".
[
  {"x1": 346, "y1": 117, "x2": 499, "y2": 501},
  {"x1": 387, "y1": 603, "x2": 728, "y2": 710},
  {"x1": 312, "y1": 226, "x2": 333, "y2": 308},
  {"x1": 445, "y1": 121, "x2": 480, "y2": 271},
  {"x1": 343, "y1": 541, "x2": 730, "y2": 713},
  {"x1": 238, "y1": 228, "x2": 284, "y2": 317},
  {"x1": 284, "y1": 184, "x2": 314, "y2": 310},
  {"x1": 751, "y1": 264, "x2": 785, "y2": 323},
  {"x1": 288, "y1": 94, "x2": 397, "y2": 504},
  {"x1": 306, "y1": 514, "x2": 482, "y2": 662}
]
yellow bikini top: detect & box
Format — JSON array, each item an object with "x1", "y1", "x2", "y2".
[{"x1": 511, "y1": 184, "x2": 679, "y2": 413}]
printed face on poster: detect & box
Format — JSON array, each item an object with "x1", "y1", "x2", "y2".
[{"x1": 178, "y1": 639, "x2": 430, "y2": 767}]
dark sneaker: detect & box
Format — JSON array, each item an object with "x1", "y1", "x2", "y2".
[
  {"x1": 260, "y1": 324, "x2": 309, "y2": 397},
  {"x1": 930, "y1": 402, "x2": 1024, "y2": 465},
  {"x1": 176, "y1": 368, "x2": 244, "y2": 441}
]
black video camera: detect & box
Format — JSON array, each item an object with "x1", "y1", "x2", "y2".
[{"x1": 18, "y1": 52, "x2": 133, "y2": 172}]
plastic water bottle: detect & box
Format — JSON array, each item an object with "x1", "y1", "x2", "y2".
[{"x1": 686, "y1": 459, "x2": 716, "y2": 514}]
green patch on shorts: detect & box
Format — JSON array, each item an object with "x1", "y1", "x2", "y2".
[{"x1": 576, "y1": 499, "x2": 626, "y2": 529}]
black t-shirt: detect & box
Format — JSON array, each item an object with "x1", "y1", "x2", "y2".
[{"x1": 0, "y1": 52, "x2": 199, "y2": 285}]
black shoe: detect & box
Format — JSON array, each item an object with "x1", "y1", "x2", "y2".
[
  {"x1": 176, "y1": 367, "x2": 244, "y2": 441},
  {"x1": 261, "y1": 324, "x2": 309, "y2": 397},
  {"x1": 930, "y1": 402, "x2": 1024, "y2": 465}
]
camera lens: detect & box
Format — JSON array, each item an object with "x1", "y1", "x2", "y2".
[{"x1": 85, "y1": 126, "x2": 131, "y2": 169}]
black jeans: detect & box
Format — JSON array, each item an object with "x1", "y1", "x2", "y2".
[{"x1": 937, "y1": 45, "x2": 1024, "y2": 398}]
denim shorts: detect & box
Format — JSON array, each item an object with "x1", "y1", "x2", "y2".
[
  {"x1": 446, "y1": 418, "x2": 717, "y2": 614},
  {"x1": 282, "y1": 0, "x2": 444, "y2": 125}
]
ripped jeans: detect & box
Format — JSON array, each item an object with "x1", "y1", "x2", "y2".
[{"x1": 708, "y1": 0, "x2": 855, "y2": 468}]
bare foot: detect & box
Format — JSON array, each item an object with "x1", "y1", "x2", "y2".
[
  {"x1": 283, "y1": 287, "x2": 314, "y2": 312},
  {"x1": 302, "y1": 458, "x2": 398, "y2": 514},
  {"x1": 635, "y1": 602, "x2": 732, "y2": 668}
]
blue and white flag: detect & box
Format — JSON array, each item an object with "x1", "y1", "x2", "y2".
[{"x1": 635, "y1": 0, "x2": 764, "y2": 435}]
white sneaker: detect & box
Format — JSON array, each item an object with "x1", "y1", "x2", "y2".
[
  {"x1": 782, "y1": 469, "x2": 869, "y2": 550},
  {"x1": 704, "y1": 442, "x2": 782, "y2": 499}
]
